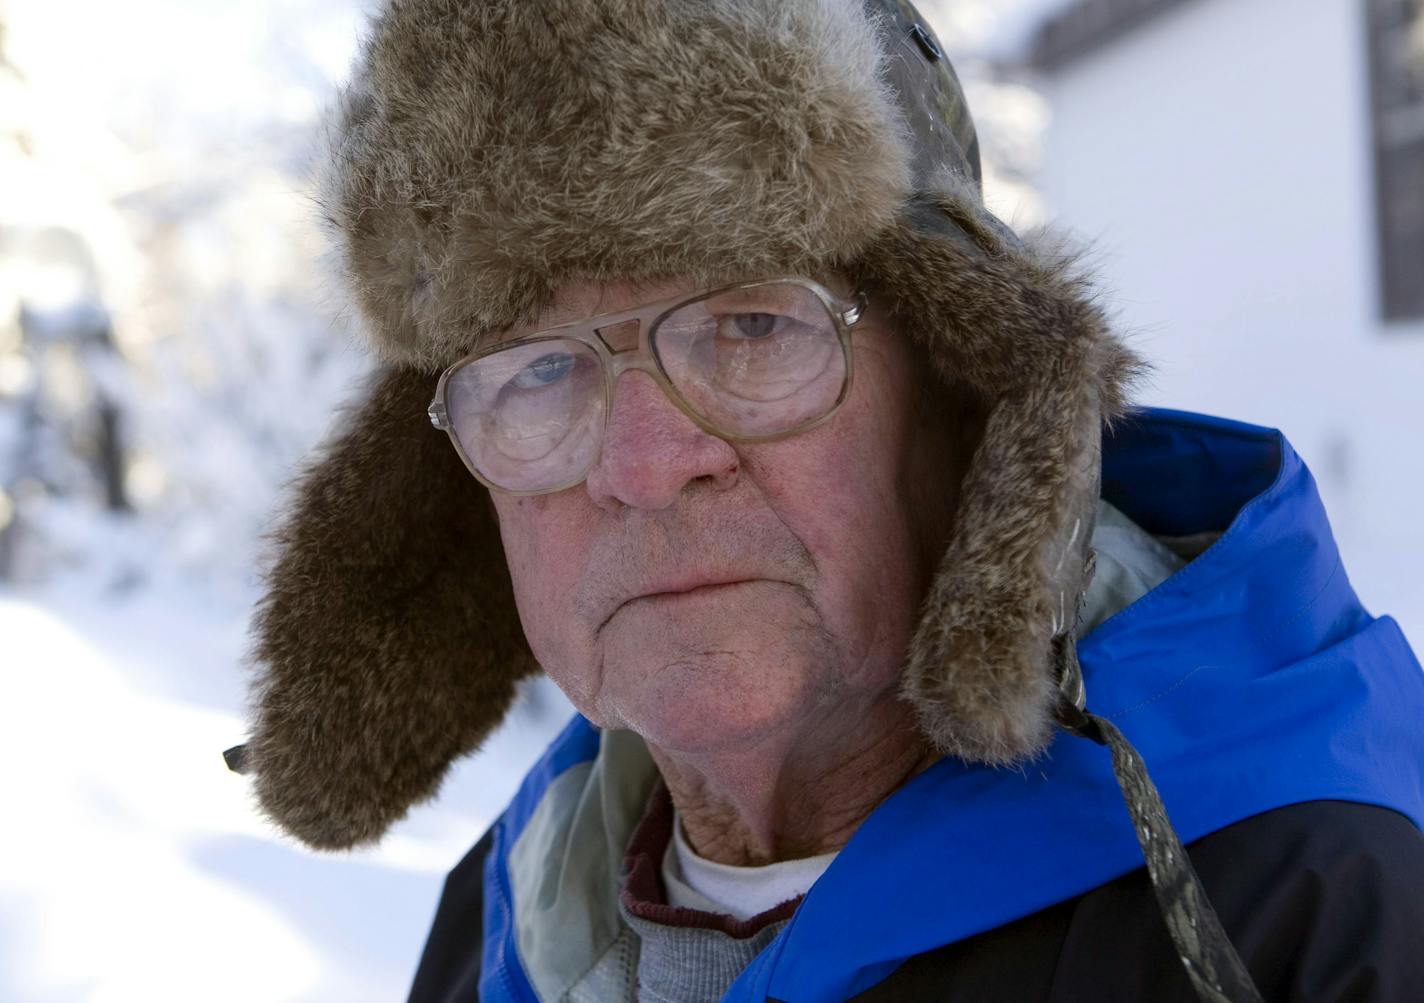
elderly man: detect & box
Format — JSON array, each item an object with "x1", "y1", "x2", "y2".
[{"x1": 230, "y1": 1, "x2": 1424, "y2": 1000}]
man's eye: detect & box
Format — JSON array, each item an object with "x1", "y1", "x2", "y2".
[
  {"x1": 718, "y1": 313, "x2": 786, "y2": 340},
  {"x1": 510, "y1": 352, "x2": 575, "y2": 389}
]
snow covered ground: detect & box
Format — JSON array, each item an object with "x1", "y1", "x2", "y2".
[{"x1": 0, "y1": 572, "x2": 571, "y2": 1002}]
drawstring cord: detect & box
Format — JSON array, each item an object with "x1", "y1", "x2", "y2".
[{"x1": 1055, "y1": 629, "x2": 1265, "y2": 1003}]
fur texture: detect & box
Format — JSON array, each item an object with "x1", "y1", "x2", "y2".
[
  {"x1": 855, "y1": 181, "x2": 1140, "y2": 762},
  {"x1": 321, "y1": 0, "x2": 913, "y2": 368},
  {"x1": 247, "y1": 368, "x2": 535, "y2": 849},
  {"x1": 245, "y1": 0, "x2": 1142, "y2": 848}
]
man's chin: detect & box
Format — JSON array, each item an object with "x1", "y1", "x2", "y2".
[
  {"x1": 605, "y1": 651, "x2": 833, "y2": 757},
  {"x1": 629, "y1": 697, "x2": 814, "y2": 760},
  {"x1": 592, "y1": 585, "x2": 835, "y2": 751}
]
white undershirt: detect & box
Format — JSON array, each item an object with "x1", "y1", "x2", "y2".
[{"x1": 661, "y1": 809, "x2": 839, "y2": 921}]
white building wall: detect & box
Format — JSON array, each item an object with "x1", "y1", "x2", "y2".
[{"x1": 1030, "y1": 0, "x2": 1424, "y2": 642}]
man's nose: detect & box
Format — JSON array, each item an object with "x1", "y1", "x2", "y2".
[{"x1": 584, "y1": 370, "x2": 740, "y2": 511}]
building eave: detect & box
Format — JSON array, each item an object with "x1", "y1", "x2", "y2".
[{"x1": 1029, "y1": 0, "x2": 1204, "y2": 74}]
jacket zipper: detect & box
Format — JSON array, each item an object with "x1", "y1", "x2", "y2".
[{"x1": 490, "y1": 820, "x2": 541, "y2": 1003}]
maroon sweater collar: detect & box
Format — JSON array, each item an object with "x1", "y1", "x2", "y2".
[{"x1": 619, "y1": 783, "x2": 802, "y2": 939}]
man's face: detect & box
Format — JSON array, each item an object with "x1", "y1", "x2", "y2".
[{"x1": 490, "y1": 278, "x2": 968, "y2": 757}]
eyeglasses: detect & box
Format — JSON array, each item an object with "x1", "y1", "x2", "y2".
[{"x1": 429, "y1": 277, "x2": 866, "y2": 495}]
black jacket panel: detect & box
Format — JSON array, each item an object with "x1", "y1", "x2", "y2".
[
  {"x1": 852, "y1": 800, "x2": 1424, "y2": 1002},
  {"x1": 407, "y1": 828, "x2": 492, "y2": 1003}
]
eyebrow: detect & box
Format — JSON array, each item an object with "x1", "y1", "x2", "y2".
[
  {"x1": 531, "y1": 280, "x2": 664, "y2": 330},
  {"x1": 700, "y1": 286, "x2": 804, "y2": 312}
]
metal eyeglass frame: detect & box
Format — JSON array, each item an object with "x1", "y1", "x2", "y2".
[{"x1": 428, "y1": 276, "x2": 868, "y2": 496}]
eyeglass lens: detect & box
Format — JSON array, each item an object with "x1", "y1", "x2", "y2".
[{"x1": 443, "y1": 281, "x2": 848, "y2": 493}]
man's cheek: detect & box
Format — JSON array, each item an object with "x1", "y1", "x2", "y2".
[
  {"x1": 507, "y1": 562, "x2": 568, "y2": 654},
  {"x1": 531, "y1": 626, "x2": 605, "y2": 722}
]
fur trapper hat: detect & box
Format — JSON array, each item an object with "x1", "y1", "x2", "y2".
[{"x1": 239, "y1": 0, "x2": 1140, "y2": 850}]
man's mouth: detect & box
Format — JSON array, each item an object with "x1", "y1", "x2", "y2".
[
  {"x1": 635, "y1": 579, "x2": 759, "y2": 603},
  {"x1": 598, "y1": 577, "x2": 771, "y2": 630},
  {"x1": 637, "y1": 576, "x2": 759, "y2": 600}
]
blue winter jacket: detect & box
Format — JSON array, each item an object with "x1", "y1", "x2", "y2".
[{"x1": 421, "y1": 409, "x2": 1424, "y2": 1002}]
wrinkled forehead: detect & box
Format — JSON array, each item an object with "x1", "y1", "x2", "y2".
[
  {"x1": 512, "y1": 279, "x2": 686, "y2": 339},
  {"x1": 504, "y1": 273, "x2": 860, "y2": 343}
]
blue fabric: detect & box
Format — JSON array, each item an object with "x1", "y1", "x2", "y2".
[
  {"x1": 479, "y1": 715, "x2": 601, "y2": 1002},
  {"x1": 483, "y1": 409, "x2": 1424, "y2": 1003}
]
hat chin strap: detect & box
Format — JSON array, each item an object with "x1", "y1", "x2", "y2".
[{"x1": 1053, "y1": 576, "x2": 1265, "y2": 1003}]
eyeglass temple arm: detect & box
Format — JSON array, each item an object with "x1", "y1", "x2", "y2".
[{"x1": 842, "y1": 292, "x2": 869, "y2": 327}]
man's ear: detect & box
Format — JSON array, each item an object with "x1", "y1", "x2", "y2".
[{"x1": 243, "y1": 365, "x2": 538, "y2": 849}]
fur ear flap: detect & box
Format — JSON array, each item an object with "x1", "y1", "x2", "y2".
[
  {"x1": 245, "y1": 367, "x2": 537, "y2": 849},
  {"x1": 859, "y1": 188, "x2": 1141, "y2": 764}
]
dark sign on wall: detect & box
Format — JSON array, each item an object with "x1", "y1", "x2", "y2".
[{"x1": 1369, "y1": 0, "x2": 1424, "y2": 321}]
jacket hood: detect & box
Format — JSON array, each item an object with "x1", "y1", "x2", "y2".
[
  {"x1": 476, "y1": 409, "x2": 1424, "y2": 1002},
  {"x1": 239, "y1": 0, "x2": 1140, "y2": 851}
]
